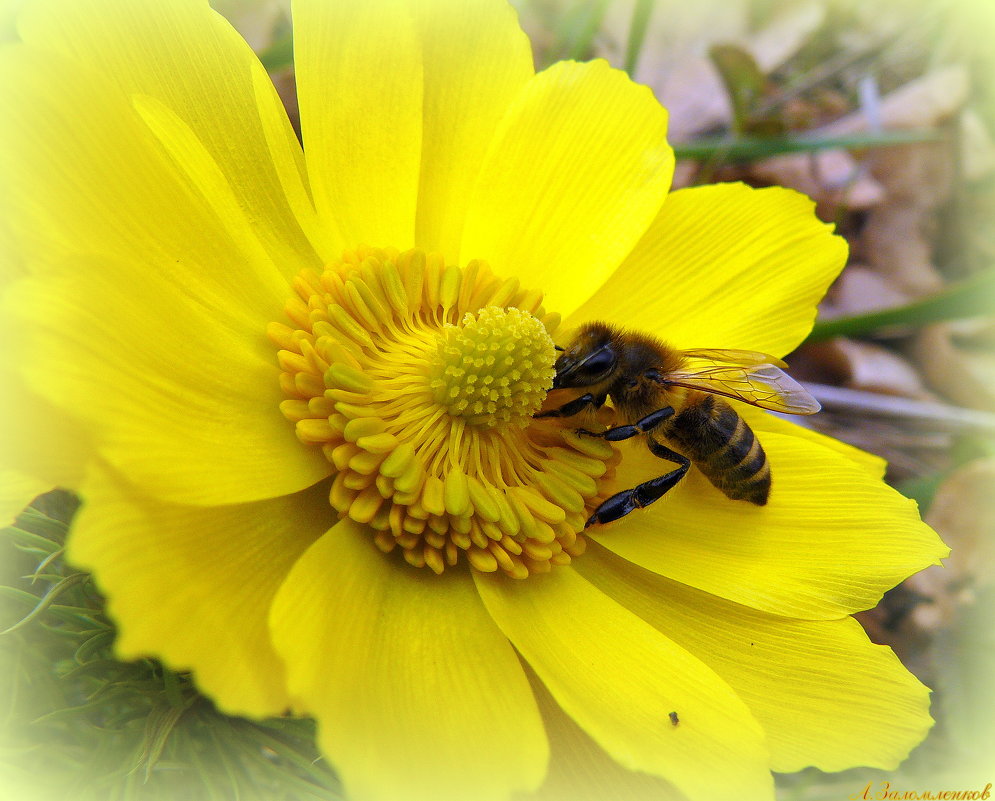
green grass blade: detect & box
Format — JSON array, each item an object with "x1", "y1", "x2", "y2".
[
  {"x1": 556, "y1": 0, "x2": 611, "y2": 62},
  {"x1": 806, "y1": 267, "x2": 995, "y2": 342},
  {"x1": 259, "y1": 31, "x2": 293, "y2": 72},
  {"x1": 1, "y1": 573, "x2": 90, "y2": 635},
  {"x1": 673, "y1": 129, "x2": 942, "y2": 161},
  {"x1": 624, "y1": 0, "x2": 655, "y2": 75}
]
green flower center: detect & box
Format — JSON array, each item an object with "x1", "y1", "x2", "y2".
[
  {"x1": 269, "y1": 247, "x2": 618, "y2": 578},
  {"x1": 430, "y1": 306, "x2": 555, "y2": 428}
]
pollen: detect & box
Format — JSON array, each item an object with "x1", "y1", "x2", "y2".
[{"x1": 270, "y1": 247, "x2": 619, "y2": 578}]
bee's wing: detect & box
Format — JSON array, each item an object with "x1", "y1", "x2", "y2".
[
  {"x1": 679, "y1": 348, "x2": 788, "y2": 369},
  {"x1": 662, "y1": 356, "x2": 820, "y2": 415}
]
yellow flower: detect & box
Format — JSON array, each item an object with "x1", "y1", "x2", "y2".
[{"x1": 0, "y1": 1, "x2": 947, "y2": 800}]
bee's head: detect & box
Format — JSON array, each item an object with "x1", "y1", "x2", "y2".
[{"x1": 552, "y1": 322, "x2": 620, "y2": 389}]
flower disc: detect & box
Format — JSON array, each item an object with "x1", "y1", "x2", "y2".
[{"x1": 270, "y1": 247, "x2": 618, "y2": 577}]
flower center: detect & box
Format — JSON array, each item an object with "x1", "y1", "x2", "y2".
[
  {"x1": 270, "y1": 247, "x2": 618, "y2": 578},
  {"x1": 430, "y1": 306, "x2": 554, "y2": 428}
]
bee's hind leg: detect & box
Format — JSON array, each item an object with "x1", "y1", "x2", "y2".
[{"x1": 585, "y1": 439, "x2": 689, "y2": 527}]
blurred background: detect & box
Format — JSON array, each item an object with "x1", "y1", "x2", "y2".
[{"x1": 2, "y1": 0, "x2": 994, "y2": 798}]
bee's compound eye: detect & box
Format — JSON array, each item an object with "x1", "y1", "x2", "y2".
[{"x1": 581, "y1": 347, "x2": 616, "y2": 379}]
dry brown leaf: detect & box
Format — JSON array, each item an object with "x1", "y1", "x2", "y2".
[
  {"x1": 851, "y1": 140, "x2": 955, "y2": 296},
  {"x1": 655, "y1": 56, "x2": 732, "y2": 142},
  {"x1": 868, "y1": 142, "x2": 955, "y2": 206},
  {"x1": 819, "y1": 64, "x2": 970, "y2": 136},
  {"x1": 823, "y1": 264, "x2": 913, "y2": 318},
  {"x1": 214, "y1": 0, "x2": 286, "y2": 52},
  {"x1": 856, "y1": 457, "x2": 993, "y2": 668},
  {"x1": 601, "y1": 0, "x2": 822, "y2": 141},
  {"x1": 798, "y1": 338, "x2": 929, "y2": 398},
  {"x1": 748, "y1": 1, "x2": 824, "y2": 73},
  {"x1": 749, "y1": 148, "x2": 885, "y2": 213},
  {"x1": 857, "y1": 203, "x2": 945, "y2": 295},
  {"x1": 669, "y1": 159, "x2": 701, "y2": 190},
  {"x1": 512, "y1": 1, "x2": 555, "y2": 63},
  {"x1": 270, "y1": 69, "x2": 300, "y2": 139},
  {"x1": 960, "y1": 108, "x2": 995, "y2": 181},
  {"x1": 600, "y1": 0, "x2": 749, "y2": 75},
  {"x1": 915, "y1": 321, "x2": 995, "y2": 411},
  {"x1": 904, "y1": 458, "x2": 995, "y2": 633},
  {"x1": 926, "y1": 459, "x2": 995, "y2": 581}
]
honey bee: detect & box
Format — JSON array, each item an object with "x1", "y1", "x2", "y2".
[{"x1": 539, "y1": 322, "x2": 820, "y2": 526}]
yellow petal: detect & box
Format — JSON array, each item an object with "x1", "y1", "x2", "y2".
[
  {"x1": 743, "y1": 405, "x2": 886, "y2": 479},
  {"x1": 5, "y1": 258, "x2": 331, "y2": 506},
  {"x1": 0, "y1": 44, "x2": 305, "y2": 300},
  {"x1": 461, "y1": 59, "x2": 674, "y2": 318},
  {"x1": 293, "y1": 0, "x2": 422, "y2": 250},
  {"x1": 411, "y1": 0, "x2": 534, "y2": 258},
  {"x1": 0, "y1": 212, "x2": 26, "y2": 285},
  {"x1": 0, "y1": 470, "x2": 50, "y2": 526},
  {"x1": 0, "y1": 364, "x2": 89, "y2": 498},
  {"x1": 592, "y1": 431, "x2": 947, "y2": 619},
  {"x1": 270, "y1": 520, "x2": 548, "y2": 801},
  {"x1": 67, "y1": 469, "x2": 332, "y2": 718},
  {"x1": 566, "y1": 183, "x2": 847, "y2": 356},
  {"x1": 577, "y1": 542, "x2": 935, "y2": 773},
  {"x1": 519, "y1": 675, "x2": 686, "y2": 801},
  {"x1": 475, "y1": 567, "x2": 774, "y2": 801},
  {"x1": 16, "y1": 0, "x2": 324, "y2": 266}
]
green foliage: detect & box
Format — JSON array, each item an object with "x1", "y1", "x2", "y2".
[
  {"x1": 708, "y1": 43, "x2": 771, "y2": 137},
  {"x1": 806, "y1": 267, "x2": 995, "y2": 342},
  {"x1": 0, "y1": 493, "x2": 341, "y2": 801},
  {"x1": 623, "y1": 0, "x2": 655, "y2": 75},
  {"x1": 552, "y1": 0, "x2": 612, "y2": 62},
  {"x1": 671, "y1": 128, "x2": 941, "y2": 161},
  {"x1": 258, "y1": 30, "x2": 293, "y2": 73}
]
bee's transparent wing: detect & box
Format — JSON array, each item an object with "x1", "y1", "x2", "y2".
[
  {"x1": 663, "y1": 351, "x2": 820, "y2": 415},
  {"x1": 679, "y1": 348, "x2": 788, "y2": 369}
]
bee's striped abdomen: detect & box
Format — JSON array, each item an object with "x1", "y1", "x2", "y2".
[{"x1": 664, "y1": 395, "x2": 771, "y2": 505}]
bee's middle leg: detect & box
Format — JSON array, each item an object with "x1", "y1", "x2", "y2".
[
  {"x1": 585, "y1": 439, "x2": 690, "y2": 527},
  {"x1": 576, "y1": 406, "x2": 675, "y2": 442}
]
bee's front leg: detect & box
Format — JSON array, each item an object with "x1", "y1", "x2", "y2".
[{"x1": 534, "y1": 392, "x2": 607, "y2": 419}]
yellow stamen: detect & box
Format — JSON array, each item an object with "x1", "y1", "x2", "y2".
[{"x1": 271, "y1": 247, "x2": 618, "y2": 577}]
